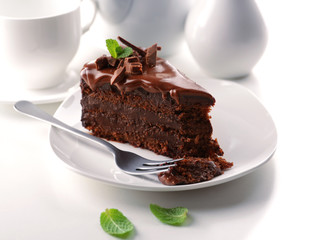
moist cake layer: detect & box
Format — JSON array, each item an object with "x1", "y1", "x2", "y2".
[
  {"x1": 80, "y1": 81, "x2": 213, "y2": 135},
  {"x1": 80, "y1": 77, "x2": 219, "y2": 158}
]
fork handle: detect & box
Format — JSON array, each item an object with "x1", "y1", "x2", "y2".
[{"x1": 14, "y1": 101, "x2": 117, "y2": 154}]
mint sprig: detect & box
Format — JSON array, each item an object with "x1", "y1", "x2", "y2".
[
  {"x1": 100, "y1": 208, "x2": 134, "y2": 238},
  {"x1": 150, "y1": 204, "x2": 188, "y2": 226},
  {"x1": 106, "y1": 39, "x2": 133, "y2": 59}
]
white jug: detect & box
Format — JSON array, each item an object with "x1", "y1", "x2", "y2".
[
  {"x1": 185, "y1": 0, "x2": 267, "y2": 79},
  {"x1": 96, "y1": 0, "x2": 194, "y2": 56}
]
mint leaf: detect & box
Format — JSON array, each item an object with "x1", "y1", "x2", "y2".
[
  {"x1": 106, "y1": 39, "x2": 133, "y2": 59},
  {"x1": 106, "y1": 39, "x2": 119, "y2": 58},
  {"x1": 117, "y1": 47, "x2": 133, "y2": 58},
  {"x1": 115, "y1": 46, "x2": 124, "y2": 56},
  {"x1": 100, "y1": 208, "x2": 134, "y2": 238},
  {"x1": 150, "y1": 204, "x2": 188, "y2": 226}
]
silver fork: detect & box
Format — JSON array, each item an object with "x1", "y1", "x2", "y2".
[{"x1": 14, "y1": 101, "x2": 182, "y2": 175}]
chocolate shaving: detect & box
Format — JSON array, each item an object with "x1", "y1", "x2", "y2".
[
  {"x1": 118, "y1": 36, "x2": 146, "y2": 57},
  {"x1": 95, "y1": 54, "x2": 109, "y2": 70},
  {"x1": 125, "y1": 56, "x2": 139, "y2": 63},
  {"x1": 125, "y1": 62, "x2": 143, "y2": 75},
  {"x1": 117, "y1": 59, "x2": 124, "y2": 68},
  {"x1": 132, "y1": 51, "x2": 141, "y2": 57},
  {"x1": 110, "y1": 66, "x2": 126, "y2": 85},
  {"x1": 145, "y1": 44, "x2": 157, "y2": 68},
  {"x1": 123, "y1": 56, "x2": 143, "y2": 75},
  {"x1": 100, "y1": 37, "x2": 160, "y2": 85},
  {"x1": 108, "y1": 57, "x2": 120, "y2": 67}
]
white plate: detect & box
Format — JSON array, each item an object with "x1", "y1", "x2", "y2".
[
  {"x1": 0, "y1": 69, "x2": 79, "y2": 104},
  {"x1": 49, "y1": 79, "x2": 277, "y2": 191}
]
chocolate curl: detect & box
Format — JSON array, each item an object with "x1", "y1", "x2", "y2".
[
  {"x1": 123, "y1": 56, "x2": 143, "y2": 75},
  {"x1": 146, "y1": 44, "x2": 157, "y2": 68},
  {"x1": 95, "y1": 54, "x2": 109, "y2": 70},
  {"x1": 117, "y1": 36, "x2": 146, "y2": 57},
  {"x1": 110, "y1": 66, "x2": 126, "y2": 85},
  {"x1": 124, "y1": 56, "x2": 139, "y2": 63},
  {"x1": 117, "y1": 59, "x2": 124, "y2": 68},
  {"x1": 108, "y1": 57, "x2": 120, "y2": 67},
  {"x1": 126, "y1": 62, "x2": 143, "y2": 75}
]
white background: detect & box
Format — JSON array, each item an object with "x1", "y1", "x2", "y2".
[{"x1": 1, "y1": 1, "x2": 310, "y2": 239}]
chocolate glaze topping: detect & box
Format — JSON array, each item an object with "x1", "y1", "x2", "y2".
[
  {"x1": 80, "y1": 37, "x2": 215, "y2": 105},
  {"x1": 81, "y1": 59, "x2": 215, "y2": 105}
]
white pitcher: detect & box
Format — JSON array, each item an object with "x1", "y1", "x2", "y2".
[
  {"x1": 96, "y1": 0, "x2": 194, "y2": 56},
  {"x1": 185, "y1": 0, "x2": 267, "y2": 79}
]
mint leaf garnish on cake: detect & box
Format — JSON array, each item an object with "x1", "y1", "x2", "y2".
[
  {"x1": 100, "y1": 208, "x2": 134, "y2": 238},
  {"x1": 150, "y1": 204, "x2": 188, "y2": 226},
  {"x1": 105, "y1": 39, "x2": 119, "y2": 58},
  {"x1": 106, "y1": 39, "x2": 133, "y2": 59}
]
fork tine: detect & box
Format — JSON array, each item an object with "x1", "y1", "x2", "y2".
[
  {"x1": 137, "y1": 163, "x2": 176, "y2": 171},
  {"x1": 134, "y1": 168, "x2": 170, "y2": 174},
  {"x1": 142, "y1": 158, "x2": 183, "y2": 166},
  {"x1": 135, "y1": 164, "x2": 175, "y2": 174}
]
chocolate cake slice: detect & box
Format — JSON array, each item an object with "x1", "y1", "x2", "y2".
[{"x1": 80, "y1": 37, "x2": 232, "y2": 185}]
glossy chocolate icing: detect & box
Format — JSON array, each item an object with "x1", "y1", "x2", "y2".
[{"x1": 81, "y1": 57, "x2": 215, "y2": 105}]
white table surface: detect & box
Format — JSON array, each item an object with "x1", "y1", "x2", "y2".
[{"x1": 1, "y1": 1, "x2": 310, "y2": 239}]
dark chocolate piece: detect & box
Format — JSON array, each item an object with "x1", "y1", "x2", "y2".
[
  {"x1": 117, "y1": 59, "x2": 124, "y2": 68},
  {"x1": 118, "y1": 36, "x2": 146, "y2": 57},
  {"x1": 124, "y1": 56, "x2": 139, "y2": 64},
  {"x1": 125, "y1": 62, "x2": 143, "y2": 75},
  {"x1": 132, "y1": 51, "x2": 141, "y2": 57},
  {"x1": 145, "y1": 44, "x2": 157, "y2": 68},
  {"x1": 110, "y1": 66, "x2": 126, "y2": 85},
  {"x1": 95, "y1": 55, "x2": 109, "y2": 70},
  {"x1": 108, "y1": 57, "x2": 120, "y2": 67}
]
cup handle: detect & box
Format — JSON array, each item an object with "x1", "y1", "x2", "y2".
[{"x1": 81, "y1": 0, "x2": 97, "y2": 34}]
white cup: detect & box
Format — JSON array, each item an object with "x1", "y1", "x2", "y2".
[
  {"x1": 0, "y1": 0, "x2": 96, "y2": 90},
  {"x1": 95, "y1": 0, "x2": 194, "y2": 56}
]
